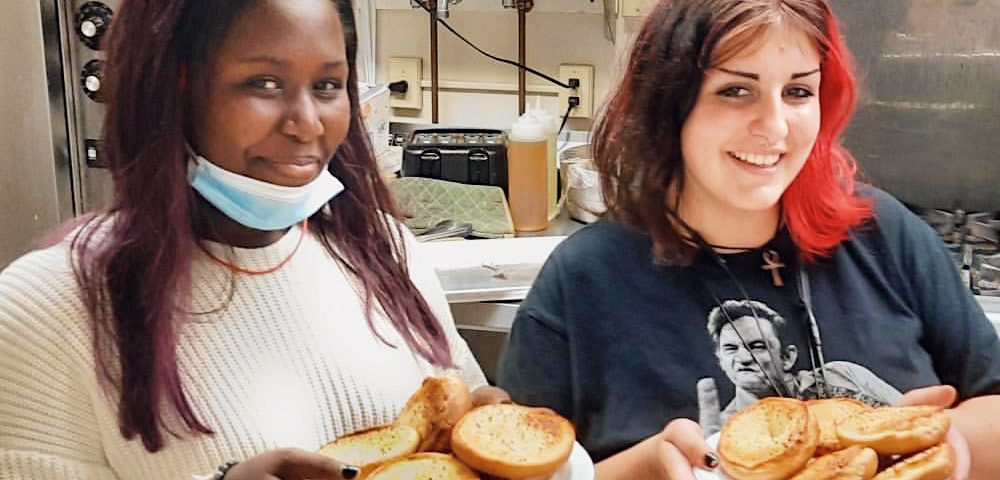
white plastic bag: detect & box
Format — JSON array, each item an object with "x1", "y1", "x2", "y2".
[{"x1": 565, "y1": 159, "x2": 605, "y2": 224}]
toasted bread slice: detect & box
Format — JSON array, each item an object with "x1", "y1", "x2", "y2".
[
  {"x1": 872, "y1": 443, "x2": 955, "y2": 480},
  {"x1": 790, "y1": 445, "x2": 878, "y2": 480},
  {"x1": 806, "y1": 398, "x2": 873, "y2": 455},
  {"x1": 450, "y1": 404, "x2": 575, "y2": 479},
  {"x1": 718, "y1": 397, "x2": 819, "y2": 480},
  {"x1": 318, "y1": 424, "x2": 420, "y2": 478},
  {"x1": 395, "y1": 376, "x2": 473, "y2": 452},
  {"x1": 836, "y1": 406, "x2": 949, "y2": 456},
  {"x1": 366, "y1": 452, "x2": 481, "y2": 479}
]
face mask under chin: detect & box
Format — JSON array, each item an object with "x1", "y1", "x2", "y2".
[{"x1": 187, "y1": 151, "x2": 345, "y2": 231}]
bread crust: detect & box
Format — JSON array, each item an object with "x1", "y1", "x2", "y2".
[
  {"x1": 317, "y1": 423, "x2": 421, "y2": 478},
  {"x1": 805, "y1": 398, "x2": 873, "y2": 455},
  {"x1": 872, "y1": 443, "x2": 955, "y2": 480},
  {"x1": 450, "y1": 404, "x2": 575, "y2": 479},
  {"x1": 789, "y1": 445, "x2": 878, "y2": 480},
  {"x1": 718, "y1": 398, "x2": 820, "y2": 480},
  {"x1": 366, "y1": 452, "x2": 481, "y2": 479},
  {"x1": 395, "y1": 375, "x2": 473, "y2": 452},
  {"x1": 836, "y1": 406, "x2": 950, "y2": 456}
]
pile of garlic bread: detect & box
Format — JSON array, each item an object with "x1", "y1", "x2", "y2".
[
  {"x1": 718, "y1": 397, "x2": 954, "y2": 480},
  {"x1": 318, "y1": 376, "x2": 575, "y2": 480}
]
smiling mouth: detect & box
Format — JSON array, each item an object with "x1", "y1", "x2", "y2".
[
  {"x1": 265, "y1": 156, "x2": 322, "y2": 166},
  {"x1": 728, "y1": 151, "x2": 783, "y2": 168}
]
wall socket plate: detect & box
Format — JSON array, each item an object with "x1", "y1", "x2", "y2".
[
  {"x1": 558, "y1": 64, "x2": 595, "y2": 119},
  {"x1": 389, "y1": 57, "x2": 422, "y2": 110}
]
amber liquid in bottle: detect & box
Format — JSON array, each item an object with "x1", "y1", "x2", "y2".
[{"x1": 507, "y1": 139, "x2": 549, "y2": 231}]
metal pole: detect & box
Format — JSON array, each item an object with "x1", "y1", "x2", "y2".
[
  {"x1": 430, "y1": 0, "x2": 439, "y2": 123},
  {"x1": 517, "y1": 5, "x2": 526, "y2": 115}
]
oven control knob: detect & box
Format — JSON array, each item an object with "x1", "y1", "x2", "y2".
[
  {"x1": 81, "y1": 59, "x2": 105, "y2": 102},
  {"x1": 75, "y1": 2, "x2": 114, "y2": 50}
]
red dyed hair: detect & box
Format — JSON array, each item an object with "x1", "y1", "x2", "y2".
[
  {"x1": 592, "y1": 0, "x2": 871, "y2": 263},
  {"x1": 782, "y1": 8, "x2": 872, "y2": 260}
]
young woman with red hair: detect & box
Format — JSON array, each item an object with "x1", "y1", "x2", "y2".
[
  {"x1": 0, "y1": 0, "x2": 508, "y2": 478},
  {"x1": 498, "y1": 0, "x2": 1000, "y2": 478}
]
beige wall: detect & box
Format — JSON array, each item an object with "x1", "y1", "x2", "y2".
[{"x1": 376, "y1": 8, "x2": 641, "y2": 130}]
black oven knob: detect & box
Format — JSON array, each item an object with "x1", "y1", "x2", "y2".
[
  {"x1": 76, "y1": 2, "x2": 114, "y2": 50},
  {"x1": 81, "y1": 59, "x2": 105, "y2": 102}
]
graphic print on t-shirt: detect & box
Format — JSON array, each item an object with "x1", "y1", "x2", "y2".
[{"x1": 695, "y1": 298, "x2": 902, "y2": 437}]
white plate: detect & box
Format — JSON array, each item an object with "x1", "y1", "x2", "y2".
[{"x1": 550, "y1": 441, "x2": 596, "y2": 480}]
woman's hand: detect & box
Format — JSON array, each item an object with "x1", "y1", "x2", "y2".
[
  {"x1": 895, "y1": 385, "x2": 970, "y2": 480},
  {"x1": 470, "y1": 385, "x2": 512, "y2": 407},
  {"x1": 595, "y1": 418, "x2": 717, "y2": 480},
  {"x1": 222, "y1": 448, "x2": 360, "y2": 480}
]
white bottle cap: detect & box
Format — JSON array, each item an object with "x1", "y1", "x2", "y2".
[
  {"x1": 509, "y1": 113, "x2": 547, "y2": 142},
  {"x1": 527, "y1": 96, "x2": 557, "y2": 133}
]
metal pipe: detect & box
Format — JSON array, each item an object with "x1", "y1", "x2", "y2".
[
  {"x1": 517, "y1": 5, "x2": 526, "y2": 115},
  {"x1": 430, "y1": 0, "x2": 440, "y2": 123}
]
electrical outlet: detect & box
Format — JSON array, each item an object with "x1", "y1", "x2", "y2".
[
  {"x1": 558, "y1": 64, "x2": 595, "y2": 119},
  {"x1": 389, "y1": 57, "x2": 422, "y2": 109}
]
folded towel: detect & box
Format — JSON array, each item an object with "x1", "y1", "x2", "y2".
[{"x1": 388, "y1": 177, "x2": 515, "y2": 239}]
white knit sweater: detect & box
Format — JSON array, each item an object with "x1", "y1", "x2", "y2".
[{"x1": 0, "y1": 221, "x2": 487, "y2": 479}]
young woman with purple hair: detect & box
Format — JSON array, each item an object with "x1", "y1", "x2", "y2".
[{"x1": 0, "y1": 0, "x2": 505, "y2": 478}]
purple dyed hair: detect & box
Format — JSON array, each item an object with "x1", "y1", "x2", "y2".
[{"x1": 70, "y1": 0, "x2": 453, "y2": 452}]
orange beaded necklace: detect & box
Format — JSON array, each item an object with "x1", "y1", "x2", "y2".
[{"x1": 196, "y1": 219, "x2": 308, "y2": 275}]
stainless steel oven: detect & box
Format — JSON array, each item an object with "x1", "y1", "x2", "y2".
[
  {"x1": 2, "y1": 0, "x2": 117, "y2": 266},
  {"x1": 832, "y1": 0, "x2": 998, "y2": 212}
]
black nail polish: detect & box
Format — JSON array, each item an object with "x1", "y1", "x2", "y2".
[
  {"x1": 341, "y1": 465, "x2": 360, "y2": 479},
  {"x1": 704, "y1": 452, "x2": 720, "y2": 469}
]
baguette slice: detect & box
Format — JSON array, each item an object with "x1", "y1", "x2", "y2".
[
  {"x1": 450, "y1": 404, "x2": 575, "y2": 479},
  {"x1": 395, "y1": 375, "x2": 473, "y2": 452},
  {"x1": 718, "y1": 397, "x2": 819, "y2": 480},
  {"x1": 872, "y1": 443, "x2": 955, "y2": 480},
  {"x1": 318, "y1": 424, "x2": 420, "y2": 478},
  {"x1": 806, "y1": 398, "x2": 873, "y2": 455},
  {"x1": 790, "y1": 445, "x2": 878, "y2": 480},
  {"x1": 366, "y1": 452, "x2": 481, "y2": 479},
  {"x1": 836, "y1": 406, "x2": 949, "y2": 456}
]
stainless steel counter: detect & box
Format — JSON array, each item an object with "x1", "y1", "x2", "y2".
[
  {"x1": 432, "y1": 211, "x2": 584, "y2": 382},
  {"x1": 435, "y1": 211, "x2": 584, "y2": 304}
]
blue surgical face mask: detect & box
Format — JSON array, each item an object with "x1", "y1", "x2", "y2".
[{"x1": 188, "y1": 151, "x2": 344, "y2": 231}]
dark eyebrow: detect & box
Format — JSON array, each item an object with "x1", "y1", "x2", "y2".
[
  {"x1": 791, "y1": 69, "x2": 821, "y2": 79},
  {"x1": 241, "y1": 55, "x2": 286, "y2": 67},
  {"x1": 716, "y1": 67, "x2": 820, "y2": 80},
  {"x1": 240, "y1": 55, "x2": 347, "y2": 70}
]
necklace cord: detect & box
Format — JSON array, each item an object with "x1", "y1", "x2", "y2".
[
  {"x1": 797, "y1": 266, "x2": 830, "y2": 398},
  {"x1": 673, "y1": 206, "x2": 831, "y2": 400},
  {"x1": 196, "y1": 219, "x2": 309, "y2": 275},
  {"x1": 690, "y1": 230, "x2": 794, "y2": 399}
]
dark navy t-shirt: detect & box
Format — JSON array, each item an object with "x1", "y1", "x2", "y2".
[{"x1": 497, "y1": 188, "x2": 1000, "y2": 462}]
